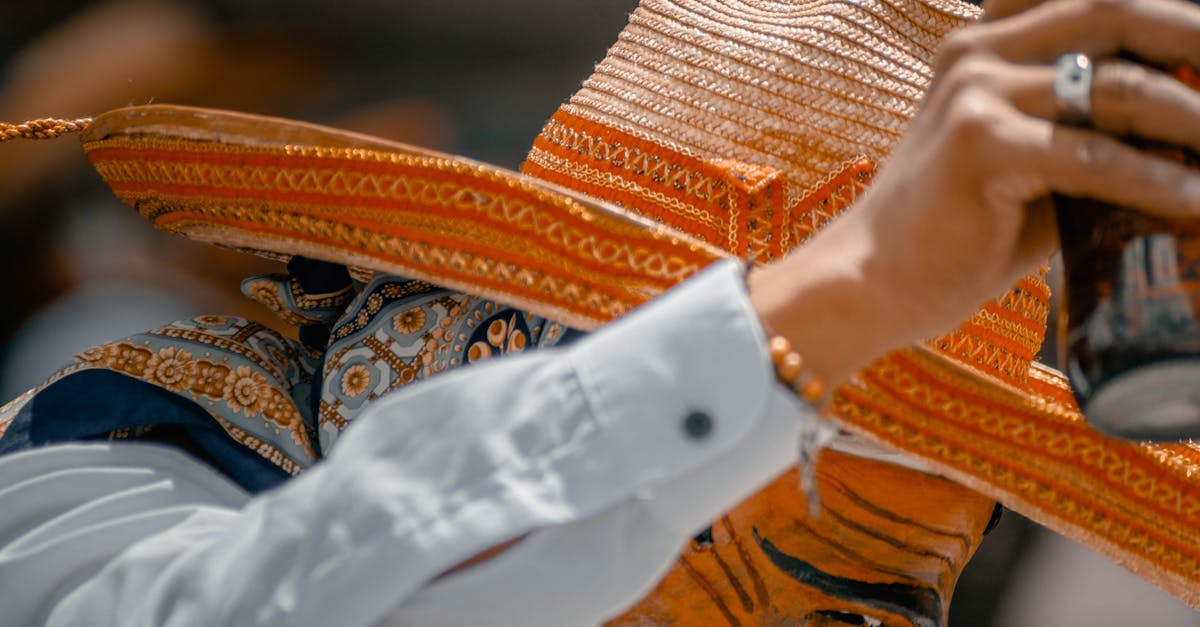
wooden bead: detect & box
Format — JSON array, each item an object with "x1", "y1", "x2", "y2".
[
  {"x1": 750, "y1": 261, "x2": 829, "y2": 411},
  {"x1": 777, "y1": 351, "x2": 805, "y2": 383},
  {"x1": 764, "y1": 331, "x2": 828, "y2": 411},
  {"x1": 800, "y1": 377, "x2": 826, "y2": 404},
  {"x1": 768, "y1": 336, "x2": 793, "y2": 365}
]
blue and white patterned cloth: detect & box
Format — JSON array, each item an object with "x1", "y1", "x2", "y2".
[{"x1": 0, "y1": 257, "x2": 583, "y2": 491}]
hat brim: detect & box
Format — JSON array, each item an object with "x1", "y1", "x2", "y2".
[
  {"x1": 81, "y1": 104, "x2": 1200, "y2": 608},
  {"x1": 837, "y1": 344, "x2": 1200, "y2": 607},
  {"x1": 81, "y1": 105, "x2": 727, "y2": 331}
]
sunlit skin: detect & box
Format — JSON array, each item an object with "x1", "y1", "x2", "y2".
[{"x1": 751, "y1": 0, "x2": 1200, "y2": 389}]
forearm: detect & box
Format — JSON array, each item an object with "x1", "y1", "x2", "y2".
[{"x1": 4, "y1": 259, "x2": 809, "y2": 627}]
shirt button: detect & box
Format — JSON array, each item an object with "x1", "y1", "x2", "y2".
[{"x1": 682, "y1": 410, "x2": 714, "y2": 440}]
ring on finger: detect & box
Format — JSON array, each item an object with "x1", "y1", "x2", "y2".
[{"x1": 1053, "y1": 52, "x2": 1095, "y2": 127}]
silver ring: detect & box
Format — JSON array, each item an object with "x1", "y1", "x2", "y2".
[{"x1": 1053, "y1": 52, "x2": 1094, "y2": 126}]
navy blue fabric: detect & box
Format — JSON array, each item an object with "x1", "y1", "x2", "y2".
[
  {"x1": 287, "y1": 256, "x2": 352, "y2": 294},
  {"x1": 288, "y1": 257, "x2": 351, "y2": 353},
  {"x1": 554, "y1": 327, "x2": 588, "y2": 347},
  {"x1": 0, "y1": 370, "x2": 289, "y2": 493}
]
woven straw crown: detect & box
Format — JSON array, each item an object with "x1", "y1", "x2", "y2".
[
  {"x1": 541, "y1": 0, "x2": 973, "y2": 198},
  {"x1": 525, "y1": 0, "x2": 1049, "y2": 392}
]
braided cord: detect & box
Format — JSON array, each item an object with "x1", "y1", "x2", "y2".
[{"x1": 0, "y1": 117, "x2": 93, "y2": 142}]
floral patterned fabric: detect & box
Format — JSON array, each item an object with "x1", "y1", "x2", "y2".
[
  {"x1": 0, "y1": 315, "x2": 320, "y2": 490},
  {"x1": 317, "y1": 272, "x2": 579, "y2": 452},
  {"x1": 0, "y1": 258, "x2": 581, "y2": 492}
]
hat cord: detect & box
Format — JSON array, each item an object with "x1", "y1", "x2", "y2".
[{"x1": 0, "y1": 117, "x2": 93, "y2": 142}]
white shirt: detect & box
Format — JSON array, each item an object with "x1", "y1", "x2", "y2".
[{"x1": 0, "y1": 259, "x2": 815, "y2": 626}]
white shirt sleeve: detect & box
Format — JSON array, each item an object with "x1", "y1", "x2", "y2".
[{"x1": 0, "y1": 259, "x2": 815, "y2": 627}]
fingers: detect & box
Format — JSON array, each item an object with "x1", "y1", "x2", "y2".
[
  {"x1": 948, "y1": 0, "x2": 1200, "y2": 68},
  {"x1": 1003, "y1": 60, "x2": 1200, "y2": 153},
  {"x1": 931, "y1": 0, "x2": 1200, "y2": 222},
  {"x1": 1029, "y1": 119, "x2": 1200, "y2": 220}
]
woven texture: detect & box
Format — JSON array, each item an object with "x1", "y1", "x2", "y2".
[
  {"x1": 78, "y1": 106, "x2": 727, "y2": 331},
  {"x1": 0, "y1": 118, "x2": 92, "y2": 142},
  {"x1": 523, "y1": 0, "x2": 1200, "y2": 610},
  {"x1": 557, "y1": 0, "x2": 976, "y2": 203}
]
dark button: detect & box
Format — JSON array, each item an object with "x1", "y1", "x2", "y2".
[{"x1": 682, "y1": 410, "x2": 714, "y2": 439}]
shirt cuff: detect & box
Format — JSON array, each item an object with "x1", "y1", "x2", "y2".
[{"x1": 567, "y1": 258, "x2": 811, "y2": 536}]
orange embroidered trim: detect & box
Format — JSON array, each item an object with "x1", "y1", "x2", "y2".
[
  {"x1": 85, "y1": 136, "x2": 726, "y2": 331},
  {"x1": 782, "y1": 159, "x2": 875, "y2": 250},
  {"x1": 523, "y1": 148, "x2": 727, "y2": 239},
  {"x1": 933, "y1": 326, "x2": 1036, "y2": 388},
  {"x1": 833, "y1": 348, "x2": 1200, "y2": 603},
  {"x1": 525, "y1": 110, "x2": 876, "y2": 262},
  {"x1": 526, "y1": 112, "x2": 733, "y2": 246},
  {"x1": 967, "y1": 308, "x2": 1045, "y2": 352},
  {"x1": 1026, "y1": 363, "x2": 1081, "y2": 408},
  {"x1": 929, "y1": 276, "x2": 1052, "y2": 386}
]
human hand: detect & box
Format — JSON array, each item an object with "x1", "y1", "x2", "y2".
[{"x1": 752, "y1": 0, "x2": 1200, "y2": 386}]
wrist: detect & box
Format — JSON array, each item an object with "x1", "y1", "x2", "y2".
[{"x1": 746, "y1": 218, "x2": 906, "y2": 387}]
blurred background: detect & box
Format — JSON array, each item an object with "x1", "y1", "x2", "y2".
[{"x1": 0, "y1": 1, "x2": 1195, "y2": 625}]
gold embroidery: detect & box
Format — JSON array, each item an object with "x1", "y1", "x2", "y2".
[
  {"x1": 533, "y1": 118, "x2": 729, "y2": 226},
  {"x1": 525, "y1": 147, "x2": 726, "y2": 233},
  {"x1": 140, "y1": 197, "x2": 693, "y2": 328},
  {"x1": 833, "y1": 348, "x2": 1200, "y2": 594},
  {"x1": 87, "y1": 136, "x2": 725, "y2": 330},
  {"x1": 76, "y1": 339, "x2": 314, "y2": 459},
  {"x1": 154, "y1": 325, "x2": 295, "y2": 384}
]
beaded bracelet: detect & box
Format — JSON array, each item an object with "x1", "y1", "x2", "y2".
[
  {"x1": 746, "y1": 261, "x2": 837, "y2": 517},
  {"x1": 744, "y1": 260, "x2": 832, "y2": 409},
  {"x1": 766, "y1": 335, "x2": 830, "y2": 409},
  {"x1": 767, "y1": 328, "x2": 839, "y2": 514}
]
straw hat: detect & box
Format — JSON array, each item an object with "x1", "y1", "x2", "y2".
[{"x1": 16, "y1": 0, "x2": 1200, "y2": 611}]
